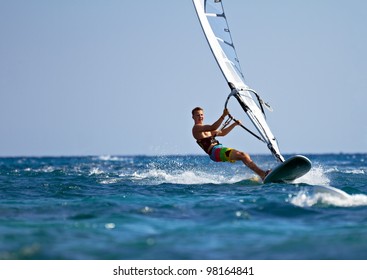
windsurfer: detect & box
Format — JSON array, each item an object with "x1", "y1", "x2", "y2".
[{"x1": 192, "y1": 107, "x2": 269, "y2": 180}]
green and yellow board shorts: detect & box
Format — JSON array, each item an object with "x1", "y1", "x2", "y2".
[{"x1": 209, "y1": 144, "x2": 235, "y2": 163}]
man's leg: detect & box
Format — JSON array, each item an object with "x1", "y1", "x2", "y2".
[{"x1": 230, "y1": 150, "x2": 267, "y2": 179}]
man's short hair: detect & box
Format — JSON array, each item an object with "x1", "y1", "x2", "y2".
[{"x1": 192, "y1": 107, "x2": 203, "y2": 116}]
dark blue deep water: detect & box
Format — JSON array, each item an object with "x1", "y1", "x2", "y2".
[{"x1": 0, "y1": 154, "x2": 366, "y2": 260}]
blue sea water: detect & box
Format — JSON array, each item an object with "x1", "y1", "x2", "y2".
[{"x1": 0, "y1": 153, "x2": 366, "y2": 260}]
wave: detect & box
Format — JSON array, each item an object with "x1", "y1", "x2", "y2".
[
  {"x1": 290, "y1": 190, "x2": 367, "y2": 208},
  {"x1": 290, "y1": 165, "x2": 367, "y2": 207},
  {"x1": 97, "y1": 155, "x2": 124, "y2": 161}
]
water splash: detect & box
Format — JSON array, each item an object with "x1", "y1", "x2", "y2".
[
  {"x1": 128, "y1": 168, "x2": 247, "y2": 185},
  {"x1": 294, "y1": 165, "x2": 330, "y2": 185},
  {"x1": 89, "y1": 167, "x2": 104, "y2": 176}
]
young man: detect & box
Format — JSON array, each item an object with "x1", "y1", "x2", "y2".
[{"x1": 192, "y1": 106, "x2": 268, "y2": 180}]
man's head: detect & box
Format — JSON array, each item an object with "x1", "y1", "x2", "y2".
[{"x1": 192, "y1": 107, "x2": 204, "y2": 124}]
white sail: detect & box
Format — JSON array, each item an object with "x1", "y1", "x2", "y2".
[{"x1": 193, "y1": 0, "x2": 284, "y2": 162}]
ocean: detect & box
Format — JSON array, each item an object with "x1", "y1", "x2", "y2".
[{"x1": 0, "y1": 153, "x2": 366, "y2": 260}]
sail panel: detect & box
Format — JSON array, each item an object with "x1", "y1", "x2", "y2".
[
  {"x1": 193, "y1": 0, "x2": 244, "y2": 88},
  {"x1": 206, "y1": 1, "x2": 245, "y2": 87}
]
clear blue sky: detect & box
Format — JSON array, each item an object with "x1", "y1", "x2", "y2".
[{"x1": 0, "y1": 0, "x2": 366, "y2": 156}]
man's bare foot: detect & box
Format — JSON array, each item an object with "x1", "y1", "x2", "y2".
[{"x1": 262, "y1": 169, "x2": 271, "y2": 181}]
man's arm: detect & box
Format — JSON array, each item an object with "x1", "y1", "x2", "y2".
[
  {"x1": 216, "y1": 120, "x2": 240, "y2": 137},
  {"x1": 210, "y1": 109, "x2": 229, "y2": 131},
  {"x1": 193, "y1": 109, "x2": 228, "y2": 133}
]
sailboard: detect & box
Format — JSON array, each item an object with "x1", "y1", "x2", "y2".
[
  {"x1": 263, "y1": 155, "x2": 311, "y2": 183},
  {"x1": 192, "y1": 0, "x2": 311, "y2": 182}
]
